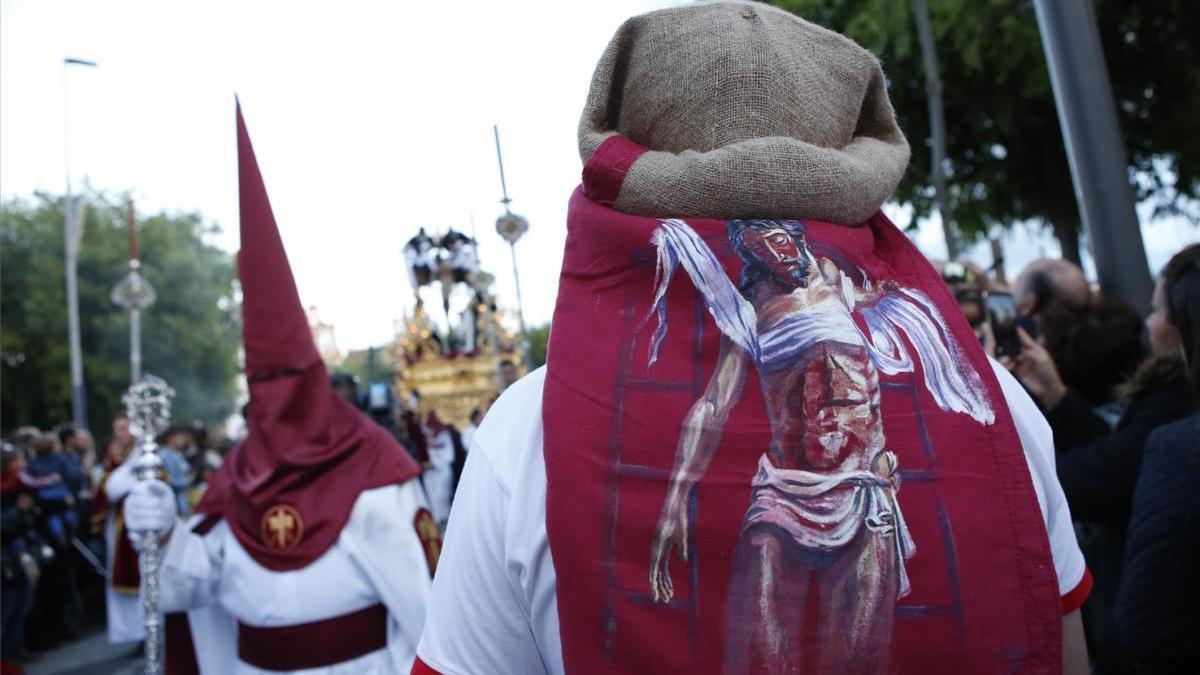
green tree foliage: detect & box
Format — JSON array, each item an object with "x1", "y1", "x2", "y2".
[
  {"x1": 337, "y1": 346, "x2": 397, "y2": 386},
  {"x1": 528, "y1": 323, "x2": 549, "y2": 369},
  {"x1": 767, "y1": 0, "x2": 1200, "y2": 262},
  {"x1": 1, "y1": 193, "x2": 241, "y2": 433}
]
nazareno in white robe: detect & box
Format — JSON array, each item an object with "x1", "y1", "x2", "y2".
[{"x1": 150, "y1": 481, "x2": 433, "y2": 674}]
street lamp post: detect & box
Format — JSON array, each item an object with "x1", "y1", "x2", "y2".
[
  {"x1": 1032, "y1": 0, "x2": 1153, "y2": 313},
  {"x1": 62, "y1": 57, "x2": 97, "y2": 429},
  {"x1": 492, "y1": 125, "x2": 532, "y2": 371}
]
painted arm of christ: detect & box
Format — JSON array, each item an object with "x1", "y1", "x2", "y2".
[{"x1": 650, "y1": 337, "x2": 750, "y2": 603}]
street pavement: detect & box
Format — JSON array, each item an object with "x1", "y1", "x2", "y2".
[{"x1": 20, "y1": 627, "x2": 141, "y2": 675}]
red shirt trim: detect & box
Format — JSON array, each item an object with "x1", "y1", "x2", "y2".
[
  {"x1": 1061, "y1": 567, "x2": 1093, "y2": 615},
  {"x1": 411, "y1": 655, "x2": 442, "y2": 675}
]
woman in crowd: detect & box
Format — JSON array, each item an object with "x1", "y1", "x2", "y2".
[{"x1": 1114, "y1": 244, "x2": 1200, "y2": 672}]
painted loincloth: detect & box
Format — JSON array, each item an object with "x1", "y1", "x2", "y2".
[{"x1": 741, "y1": 451, "x2": 917, "y2": 597}]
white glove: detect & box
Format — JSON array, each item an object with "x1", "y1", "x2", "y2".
[{"x1": 124, "y1": 480, "x2": 177, "y2": 546}]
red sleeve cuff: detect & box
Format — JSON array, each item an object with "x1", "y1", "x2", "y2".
[
  {"x1": 412, "y1": 655, "x2": 442, "y2": 675},
  {"x1": 1061, "y1": 567, "x2": 1093, "y2": 615}
]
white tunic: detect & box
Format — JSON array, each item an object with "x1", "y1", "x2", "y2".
[{"x1": 157, "y1": 481, "x2": 432, "y2": 674}]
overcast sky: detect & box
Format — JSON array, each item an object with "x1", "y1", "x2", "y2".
[{"x1": 3, "y1": 0, "x2": 1196, "y2": 350}]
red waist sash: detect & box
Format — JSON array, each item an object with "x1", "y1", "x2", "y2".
[{"x1": 237, "y1": 602, "x2": 388, "y2": 671}]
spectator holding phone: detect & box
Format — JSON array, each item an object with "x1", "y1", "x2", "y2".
[{"x1": 1009, "y1": 297, "x2": 1148, "y2": 438}]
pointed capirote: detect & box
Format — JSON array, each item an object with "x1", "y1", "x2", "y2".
[{"x1": 236, "y1": 102, "x2": 322, "y2": 378}]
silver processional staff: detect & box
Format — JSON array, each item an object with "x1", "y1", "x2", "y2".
[{"x1": 122, "y1": 374, "x2": 175, "y2": 675}]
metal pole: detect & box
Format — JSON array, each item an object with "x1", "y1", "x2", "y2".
[
  {"x1": 130, "y1": 308, "x2": 142, "y2": 383},
  {"x1": 1032, "y1": 0, "x2": 1153, "y2": 313},
  {"x1": 488, "y1": 309, "x2": 504, "y2": 392},
  {"x1": 64, "y1": 201, "x2": 87, "y2": 428},
  {"x1": 135, "y1": 439, "x2": 164, "y2": 675},
  {"x1": 912, "y1": 0, "x2": 960, "y2": 260},
  {"x1": 491, "y1": 125, "x2": 532, "y2": 372},
  {"x1": 62, "y1": 58, "x2": 96, "y2": 429},
  {"x1": 128, "y1": 201, "x2": 141, "y2": 384},
  {"x1": 508, "y1": 243, "x2": 530, "y2": 368},
  {"x1": 493, "y1": 126, "x2": 512, "y2": 210}
]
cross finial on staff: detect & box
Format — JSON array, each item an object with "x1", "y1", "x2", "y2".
[{"x1": 122, "y1": 375, "x2": 174, "y2": 450}]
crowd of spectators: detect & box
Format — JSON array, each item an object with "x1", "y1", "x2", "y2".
[
  {"x1": 3, "y1": 244, "x2": 1194, "y2": 672},
  {"x1": 942, "y1": 242, "x2": 1200, "y2": 672},
  {"x1": 1, "y1": 414, "x2": 231, "y2": 671}
]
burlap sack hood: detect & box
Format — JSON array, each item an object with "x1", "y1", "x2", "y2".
[{"x1": 579, "y1": 0, "x2": 910, "y2": 224}]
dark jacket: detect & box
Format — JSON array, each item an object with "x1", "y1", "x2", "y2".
[
  {"x1": 1045, "y1": 389, "x2": 1114, "y2": 455},
  {"x1": 1045, "y1": 374, "x2": 1193, "y2": 673},
  {"x1": 25, "y1": 451, "x2": 85, "y2": 498},
  {"x1": 1115, "y1": 413, "x2": 1200, "y2": 673},
  {"x1": 1051, "y1": 375, "x2": 1192, "y2": 521}
]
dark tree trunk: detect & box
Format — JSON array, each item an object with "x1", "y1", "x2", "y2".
[{"x1": 1050, "y1": 215, "x2": 1082, "y2": 264}]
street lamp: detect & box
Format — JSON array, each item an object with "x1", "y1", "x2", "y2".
[
  {"x1": 63, "y1": 56, "x2": 97, "y2": 430},
  {"x1": 492, "y1": 125, "x2": 532, "y2": 372}
]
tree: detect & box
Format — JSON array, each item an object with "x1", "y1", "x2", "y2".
[
  {"x1": 767, "y1": 0, "x2": 1200, "y2": 262},
  {"x1": 337, "y1": 346, "x2": 397, "y2": 386},
  {"x1": 1, "y1": 193, "x2": 241, "y2": 434},
  {"x1": 528, "y1": 323, "x2": 550, "y2": 369}
]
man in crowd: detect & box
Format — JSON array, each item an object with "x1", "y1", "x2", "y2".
[
  {"x1": 159, "y1": 427, "x2": 195, "y2": 518},
  {"x1": 1014, "y1": 258, "x2": 1091, "y2": 322},
  {"x1": 122, "y1": 104, "x2": 436, "y2": 673},
  {"x1": 1009, "y1": 257, "x2": 1145, "y2": 432},
  {"x1": 62, "y1": 428, "x2": 96, "y2": 524},
  {"x1": 55, "y1": 427, "x2": 89, "y2": 505}
]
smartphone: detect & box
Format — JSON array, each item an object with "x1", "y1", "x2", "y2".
[
  {"x1": 367, "y1": 382, "x2": 390, "y2": 412},
  {"x1": 985, "y1": 291, "x2": 1021, "y2": 358}
]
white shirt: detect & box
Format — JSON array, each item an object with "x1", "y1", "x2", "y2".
[
  {"x1": 416, "y1": 363, "x2": 1088, "y2": 675},
  {"x1": 159, "y1": 481, "x2": 433, "y2": 674}
]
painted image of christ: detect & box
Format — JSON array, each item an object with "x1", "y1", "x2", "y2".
[{"x1": 645, "y1": 219, "x2": 995, "y2": 674}]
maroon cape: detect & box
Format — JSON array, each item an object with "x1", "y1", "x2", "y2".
[{"x1": 542, "y1": 136, "x2": 1062, "y2": 673}]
